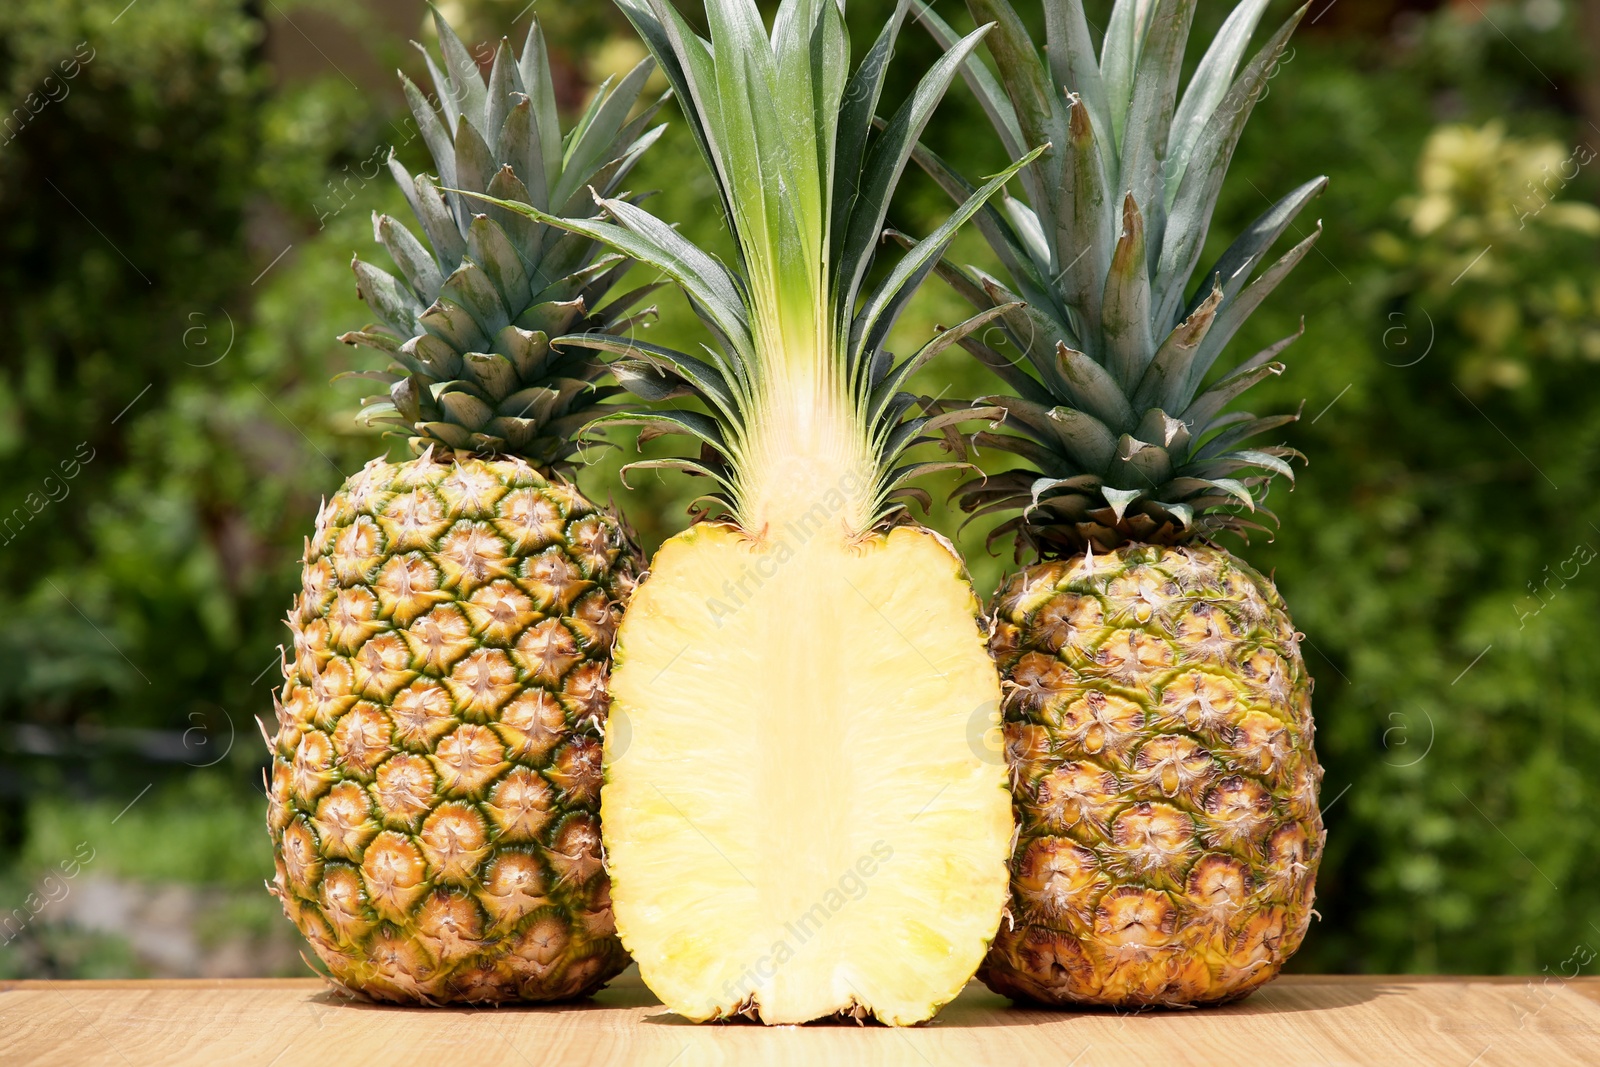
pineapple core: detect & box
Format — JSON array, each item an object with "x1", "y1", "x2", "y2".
[{"x1": 602, "y1": 522, "x2": 1011, "y2": 1023}]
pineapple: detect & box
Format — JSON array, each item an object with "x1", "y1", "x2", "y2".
[
  {"x1": 472, "y1": 0, "x2": 1044, "y2": 1025},
  {"x1": 265, "y1": 12, "x2": 665, "y2": 1004},
  {"x1": 918, "y1": 0, "x2": 1327, "y2": 1005}
]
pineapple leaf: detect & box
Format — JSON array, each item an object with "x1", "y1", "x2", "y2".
[
  {"x1": 1185, "y1": 175, "x2": 1328, "y2": 321},
  {"x1": 956, "y1": 334, "x2": 1056, "y2": 406},
  {"x1": 1053, "y1": 96, "x2": 1112, "y2": 352},
  {"x1": 518, "y1": 19, "x2": 564, "y2": 192},
  {"x1": 900, "y1": 147, "x2": 1052, "y2": 311},
  {"x1": 614, "y1": 0, "x2": 740, "y2": 244},
  {"x1": 400, "y1": 73, "x2": 456, "y2": 191},
  {"x1": 1043, "y1": 405, "x2": 1119, "y2": 471},
  {"x1": 435, "y1": 389, "x2": 494, "y2": 431},
  {"x1": 1042, "y1": 0, "x2": 1109, "y2": 150},
  {"x1": 1133, "y1": 276, "x2": 1222, "y2": 414},
  {"x1": 590, "y1": 410, "x2": 727, "y2": 454},
  {"x1": 408, "y1": 333, "x2": 464, "y2": 379},
  {"x1": 429, "y1": 7, "x2": 489, "y2": 132},
  {"x1": 864, "y1": 303, "x2": 1018, "y2": 433},
  {"x1": 496, "y1": 98, "x2": 548, "y2": 212},
  {"x1": 1056, "y1": 341, "x2": 1135, "y2": 430},
  {"x1": 451, "y1": 118, "x2": 496, "y2": 229},
  {"x1": 375, "y1": 214, "x2": 444, "y2": 303},
  {"x1": 552, "y1": 58, "x2": 657, "y2": 210},
  {"x1": 353, "y1": 259, "x2": 422, "y2": 337},
  {"x1": 467, "y1": 215, "x2": 532, "y2": 313},
  {"x1": 832, "y1": 0, "x2": 910, "y2": 270},
  {"x1": 1195, "y1": 411, "x2": 1298, "y2": 461},
  {"x1": 420, "y1": 299, "x2": 488, "y2": 354},
  {"x1": 837, "y1": 20, "x2": 995, "y2": 325},
  {"x1": 850, "y1": 142, "x2": 1047, "y2": 374},
  {"x1": 1120, "y1": 0, "x2": 1197, "y2": 262},
  {"x1": 484, "y1": 40, "x2": 520, "y2": 146},
  {"x1": 1102, "y1": 0, "x2": 1157, "y2": 151},
  {"x1": 338, "y1": 329, "x2": 401, "y2": 354},
  {"x1": 1102, "y1": 192, "x2": 1155, "y2": 391},
  {"x1": 461, "y1": 352, "x2": 519, "y2": 403},
  {"x1": 1165, "y1": 0, "x2": 1272, "y2": 208},
  {"x1": 1111, "y1": 433, "x2": 1173, "y2": 487},
  {"x1": 1181, "y1": 358, "x2": 1283, "y2": 430},
  {"x1": 440, "y1": 260, "x2": 512, "y2": 338},
  {"x1": 1154, "y1": 4, "x2": 1306, "y2": 324},
  {"x1": 483, "y1": 165, "x2": 540, "y2": 259},
  {"x1": 556, "y1": 332, "x2": 743, "y2": 425},
  {"x1": 1187, "y1": 222, "x2": 1321, "y2": 394},
  {"x1": 967, "y1": 0, "x2": 1068, "y2": 207},
  {"x1": 409, "y1": 176, "x2": 467, "y2": 269},
  {"x1": 1000, "y1": 196, "x2": 1050, "y2": 274},
  {"x1": 914, "y1": 3, "x2": 1027, "y2": 161}
]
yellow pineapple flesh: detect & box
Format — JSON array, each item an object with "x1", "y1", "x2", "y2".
[{"x1": 602, "y1": 522, "x2": 1010, "y2": 1024}]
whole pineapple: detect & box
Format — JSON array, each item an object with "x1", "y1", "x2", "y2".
[
  {"x1": 920, "y1": 0, "x2": 1326, "y2": 1006},
  {"x1": 265, "y1": 13, "x2": 663, "y2": 1004}
]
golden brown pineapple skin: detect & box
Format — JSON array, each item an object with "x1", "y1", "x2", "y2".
[
  {"x1": 266, "y1": 455, "x2": 638, "y2": 1004},
  {"x1": 979, "y1": 543, "x2": 1324, "y2": 1008}
]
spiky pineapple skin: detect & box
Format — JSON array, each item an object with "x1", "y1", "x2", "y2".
[
  {"x1": 979, "y1": 543, "x2": 1324, "y2": 1008},
  {"x1": 266, "y1": 454, "x2": 638, "y2": 1004}
]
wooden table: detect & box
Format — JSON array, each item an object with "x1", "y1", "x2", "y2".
[{"x1": 3, "y1": 969, "x2": 1597, "y2": 1065}]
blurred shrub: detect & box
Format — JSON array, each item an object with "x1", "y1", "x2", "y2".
[
  {"x1": 0, "y1": 0, "x2": 391, "y2": 870},
  {"x1": 1234, "y1": 5, "x2": 1600, "y2": 974}
]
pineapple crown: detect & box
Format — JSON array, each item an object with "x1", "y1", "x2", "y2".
[
  {"x1": 465, "y1": 0, "x2": 1043, "y2": 536},
  {"x1": 339, "y1": 8, "x2": 668, "y2": 471},
  {"x1": 918, "y1": 0, "x2": 1327, "y2": 557}
]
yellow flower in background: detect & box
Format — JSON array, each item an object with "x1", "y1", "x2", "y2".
[{"x1": 1378, "y1": 120, "x2": 1600, "y2": 391}]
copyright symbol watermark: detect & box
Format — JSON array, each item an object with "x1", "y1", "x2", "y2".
[
  {"x1": 966, "y1": 698, "x2": 1006, "y2": 766},
  {"x1": 182, "y1": 706, "x2": 236, "y2": 768},
  {"x1": 1380, "y1": 308, "x2": 1434, "y2": 368},
  {"x1": 182, "y1": 309, "x2": 235, "y2": 368}
]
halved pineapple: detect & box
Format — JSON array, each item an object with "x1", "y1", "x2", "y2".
[
  {"x1": 476, "y1": 0, "x2": 1043, "y2": 1023},
  {"x1": 605, "y1": 524, "x2": 1007, "y2": 1024}
]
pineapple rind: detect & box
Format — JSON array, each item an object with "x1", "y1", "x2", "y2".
[
  {"x1": 268, "y1": 454, "x2": 638, "y2": 1004},
  {"x1": 979, "y1": 542, "x2": 1324, "y2": 1007}
]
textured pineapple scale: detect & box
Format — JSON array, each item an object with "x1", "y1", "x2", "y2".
[
  {"x1": 267, "y1": 456, "x2": 636, "y2": 1004},
  {"x1": 603, "y1": 523, "x2": 1012, "y2": 1024},
  {"x1": 980, "y1": 543, "x2": 1325, "y2": 1007}
]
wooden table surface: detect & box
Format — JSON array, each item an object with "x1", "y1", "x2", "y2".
[{"x1": 2, "y1": 968, "x2": 1597, "y2": 1066}]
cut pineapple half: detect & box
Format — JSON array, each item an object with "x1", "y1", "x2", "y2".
[
  {"x1": 604, "y1": 523, "x2": 1010, "y2": 1024},
  {"x1": 472, "y1": 0, "x2": 1044, "y2": 1024}
]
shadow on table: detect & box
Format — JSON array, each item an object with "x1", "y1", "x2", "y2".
[
  {"x1": 295, "y1": 965, "x2": 662, "y2": 1015},
  {"x1": 632, "y1": 976, "x2": 1392, "y2": 1028},
  {"x1": 930, "y1": 980, "x2": 1392, "y2": 1028},
  {"x1": 299, "y1": 967, "x2": 1392, "y2": 1024}
]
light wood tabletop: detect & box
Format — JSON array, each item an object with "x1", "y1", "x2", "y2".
[{"x1": 2, "y1": 968, "x2": 1597, "y2": 1066}]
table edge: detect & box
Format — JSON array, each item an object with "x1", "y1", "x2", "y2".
[{"x1": 5, "y1": 975, "x2": 1597, "y2": 1004}]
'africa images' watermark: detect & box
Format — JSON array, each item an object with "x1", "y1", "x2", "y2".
[
  {"x1": 1513, "y1": 140, "x2": 1596, "y2": 231},
  {"x1": 1514, "y1": 941, "x2": 1595, "y2": 1026},
  {"x1": 720, "y1": 840, "x2": 894, "y2": 1004},
  {"x1": 1, "y1": 442, "x2": 96, "y2": 546},
  {"x1": 0, "y1": 841, "x2": 96, "y2": 945},
  {"x1": 2, "y1": 42, "x2": 96, "y2": 147},
  {"x1": 1514, "y1": 537, "x2": 1595, "y2": 629}
]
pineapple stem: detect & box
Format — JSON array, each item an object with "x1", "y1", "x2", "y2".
[{"x1": 742, "y1": 362, "x2": 875, "y2": 540}]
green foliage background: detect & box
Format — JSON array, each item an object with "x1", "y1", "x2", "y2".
[{"x1": 0, "y1": 0, "x2": 1596, "y2": 979}]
